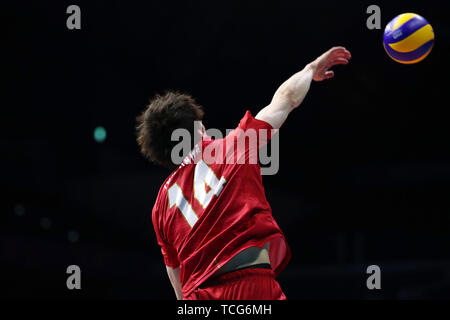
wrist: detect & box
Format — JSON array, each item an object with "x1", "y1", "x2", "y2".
[{"x1": 307, "y1": 60, "x2": 318, "y2": 73}]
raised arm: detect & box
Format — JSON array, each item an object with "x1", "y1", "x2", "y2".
[{"x1": 256, "y1": 46, "x2": 351, "y2": 129}]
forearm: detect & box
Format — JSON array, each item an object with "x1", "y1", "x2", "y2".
[
  {"x1": 256, "y1": 62, "x2": 317, "y2": 129},
  {"x1": 174, "y1": 286, "x2": 183, "y2": 300},
  {"x1": 172, "y1": 281, "x2": 182, "y2": 300},
  {"x1": 273, "y1": 62, "x2": 317, "y2": 110},
  {"x1": 166, "y1": 266, "x2": 183, "y2": 300}
]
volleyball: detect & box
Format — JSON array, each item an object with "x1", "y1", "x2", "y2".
[{"x1": 383, "y1": 13, "x2": 434, "y2": 64}]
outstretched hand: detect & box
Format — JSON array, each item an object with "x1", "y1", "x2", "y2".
[
  {"x1": 256, "y1": 46, "x2": 351, "y2": 129},
  {"x1": 311, "y1": 46, "x2": 351, "y2": 81}
]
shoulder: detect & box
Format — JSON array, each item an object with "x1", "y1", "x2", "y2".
[{"x1": 239, "y1": 110, "x2": 273, "y2": 131}]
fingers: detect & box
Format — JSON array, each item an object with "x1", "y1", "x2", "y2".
[
  {"x1": 330, "y1": 57, "x2": 349, "y2": 66},
  {"x1": 342, "y1": 49, "x2": 351, "y2": 59},
  {"x1": 324, "y1": 70, "x2": 334, "y2": 79},
  {"x1": 323, "y1": 57, "x2": 348, "y2": 80},
  {"x1": 315, "y1": 46, "x2": 351, "y2": 81},
  {"x1": 329, "y1": 47, "x2": 352, "y2": 60},
  {"x1": 330, "y1": 46, "x2": 346, "y2": 52}
]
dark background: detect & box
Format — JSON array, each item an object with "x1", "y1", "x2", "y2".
[{"x1": 2, "y1": 0, "x2": 450, "y2": 299}]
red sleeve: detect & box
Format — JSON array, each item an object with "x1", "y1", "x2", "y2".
[
  {"x1": 238, "y1": 110, "x2": 273, "y2": 134},
  {"x1": 152, "y1": 201, "x2": 180, "y2": 269},
  {"x1": 222, "y1": 110, "x2": 274, "y2": 165}
]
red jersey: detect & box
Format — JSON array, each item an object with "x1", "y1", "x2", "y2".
[{"x1": 152, "y1": 110, "x2": 291, "y2": 298}]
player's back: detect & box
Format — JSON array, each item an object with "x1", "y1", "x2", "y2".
[{"x1": 152, "y1": 111, "x2": 291, "y2": 298}]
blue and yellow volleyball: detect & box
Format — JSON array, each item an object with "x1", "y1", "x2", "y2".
[{"x1": 383, "y1": 13, "x2": 434, "y2": 64}]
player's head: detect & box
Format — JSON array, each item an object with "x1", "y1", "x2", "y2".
[{"x1": 136, "y1": 91, "x2": 205, "y2": 169}]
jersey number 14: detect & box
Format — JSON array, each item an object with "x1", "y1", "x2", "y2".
[{"x1": 167, "y1": 160, "x2": 227, "y2": 228}]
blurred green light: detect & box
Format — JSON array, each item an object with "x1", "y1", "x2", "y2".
[{"x1": 94, "y1": 126, "x2": 107, "y2": 143}]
